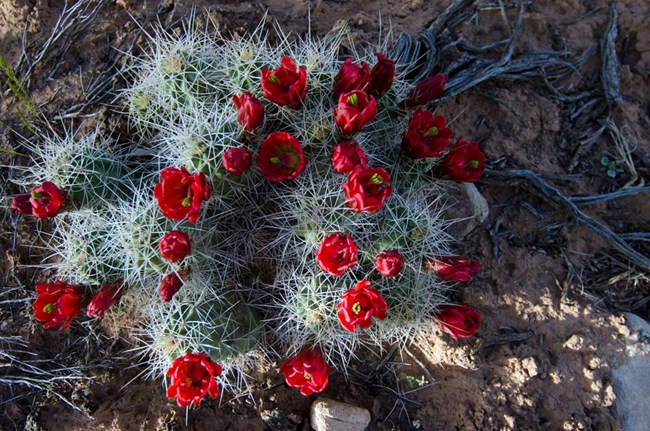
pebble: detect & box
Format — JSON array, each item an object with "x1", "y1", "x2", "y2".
[{"x1": 310, "y1": 397, "x2": 371, "y2": 431}]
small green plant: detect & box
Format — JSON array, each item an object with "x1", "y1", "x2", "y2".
[{"x1": 600, "y1": 156, "x2": 624, "y2": 178}]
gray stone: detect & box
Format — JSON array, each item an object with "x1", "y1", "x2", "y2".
[
  {"x1": 310, "y1": 397, "x2": 371, "y2": 431},
  {"x1": 612, "y1": 313, "x2": 650, "y2": 431},
  {"x1": 462, "y1": 183, "x2": 489, "y2": 224},
  {"x1": 452, "y1": 183, "x2": 490, "y2": 238}
]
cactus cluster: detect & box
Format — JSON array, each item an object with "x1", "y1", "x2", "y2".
[{"x1": 11, "y1": 21, "x2": 486, "y2": 404}]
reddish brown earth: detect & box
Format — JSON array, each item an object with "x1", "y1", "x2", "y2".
[{"x1": 1, "y1": 1, "x2": 648, "y2": 430}]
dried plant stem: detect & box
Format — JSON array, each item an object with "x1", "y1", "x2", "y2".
[
  {"x1": 484, "y1": 168, "x2": 650, "y2": 271},
  {"x1": 604, "y1": 119, "x2": 642, "y2": 188},
  {"x1": 18, "y1": 0, "x2": 111, "y2": 88},
  {"x1": 601, "y1": 2, "x2": 622, "y2": 105}
]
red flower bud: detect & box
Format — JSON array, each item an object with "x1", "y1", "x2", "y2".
[
  {"x1": 337, "y1": 280, "x2": 388, "y2": 332},
  {"x1": 375, "y1": 250, "x2": 404, "y2": 277},
  {"x1": 401, "y1": 110, "x2": 452, "y2": 158},
  {"x1": 404, "y1": 73, "x2": 448, "y2": 109},
  {"x1": 261, "y1": 57, "x2": 308, "y2": 109},
  {"x1": 332, "y1": 58, "x2": 370, "y2": 100},
  {"x1": 29, "y1": 182, "x2": 66, "y2": 218},
  {"x1": 315, "y1": 233, "x2": 358, "y2": 276},
  {"x1": 232, "y1": 93, "x2": 264, "y2": 132},
  {"x1": 435, "y1": 304, "x2": 481, "y2": 340},
  {"x1": 87, "y1": 282, "x2": 124, "y2": 318},
  {"x1": 424, "y1": 256, "x2": 481, "y2": 282},
  {"x1": 160, "y1": 272, "x2": 184, "y2": 302},
  {"x1": 222, "y1": 147, "x2": 253, "y2": 176},
  {"x1": 153, "y1": 167, "x2": 210, "y2": 224},
  {"x1": 166, "y1": 352, "x2": 222, "y2": 408},
  {"x1": 331, "y1": 140, "x2": 368, "y2": 174},
  {"x1": 257, "y1": 132, "x2": 306, "y2": 182},
  {"x1": 279, "y1": 348, "x2": 330, "y2": 396},
  {"x1": 333, "y1": 90, "x2": 377, "y2": 136},
  {"x1": 11, "y1": 194, "x2": 33, "y2": 215},
  {"x1": 33, "y1": 280, "x2": 83, "y2": 330},
  {"x1": 434, "y1": 138, "x2": 486, "y2": 183},
  {"x1": 342, "y1": 165, "x2": 393, "y2": 214},
  {"x1": 368, "y1": 53, "x2": 395, "y2": 99},
  {"x1": 159, "y1": 230, "x2": 192, "y2": 263}
]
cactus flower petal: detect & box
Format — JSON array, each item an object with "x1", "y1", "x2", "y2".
[
  {"x1": 337, "y1": 280, "x2": 388, "y2": 332},
  {"x1": 279, "y1": 348, "x2": 330, "y2": 396},
  {"x1": 435, "y1": 304, "x2": 481, "y2": 340},
  {"x1": 33, "y1": 281, "x2": 83, "y2": 330},
  {"x1": 166, "y1": 352, "x2": 222, "y2": 408}
]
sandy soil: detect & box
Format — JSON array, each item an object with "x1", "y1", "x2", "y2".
[{"x1": 1, "y1": 0, "x2": 648, "y2": 430}]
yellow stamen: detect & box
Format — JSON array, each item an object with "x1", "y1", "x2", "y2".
[
  {"x1": 268, "y1": 75, "x2": 279, "y2": 84},
  {"x1": 347, "y1": 93, "x2": 358, "y2": 106},
  {"x1": 370, "y1": 173, "x2": 383, "y2": 185},
  {"x1": 43, "y1": 303, "x2": 54, "y2": 314},
  {"x1": 303, "y1": 372, "x2": 312, "y2": 380},
  {"x1": 352, "y1": 302, "x2": 362, "y2": 315},
  {"x1": 181, "y1": 197, "x2": 191, "y2": 207},
  {"x1": 427, "y1": 126, "x2": 439, "y2": 136}
]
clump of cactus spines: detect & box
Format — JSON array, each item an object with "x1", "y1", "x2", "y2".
[{"x1": 12, "y1": 19, "x2": 486, "y2": 404}]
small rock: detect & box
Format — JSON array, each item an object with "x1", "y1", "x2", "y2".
[
  {"x1": 521, "y1": 357, "x2": 539, "y2": 378},
  {"x1": 584, "y1": 354, "x2": 602, "y2": 370},
  {"x1": 563, "y1": 334, "x2": 585, "y2": 351},
  {"x1": 310, "y1": 397, "x2": 371, "y2": 431},
  {"x1": 260, "y1": 409, "x2": 294, "y2": 431}
]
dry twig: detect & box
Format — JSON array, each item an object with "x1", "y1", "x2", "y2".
[{"x1": 484, "y1": 168, "x2": 650, "y2": 271}]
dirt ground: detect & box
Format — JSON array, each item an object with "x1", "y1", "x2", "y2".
[{"x1": 1, "y1": 0, "x2": 649, "y2": 430}]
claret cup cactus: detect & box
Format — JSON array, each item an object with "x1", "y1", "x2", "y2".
[{"x1": 11, "y1": 20, "x2": 487, "y2": 406}]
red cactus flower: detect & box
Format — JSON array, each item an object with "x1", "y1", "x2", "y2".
[
  {"x1": 232, "y1": 93, "x2": 264, "y2": 132},
  {"x1": 153, "y1": 167, "x2": 210, "y2": 224},
  {"x1": 87, "y1": 282, "x2": 124, "y2": 318},
  {"x1": 159, "y1": 230, "x2": 192, "y2": 263},
  {"x1": 375, "y1": 250, "x2": 404, "y2": 277},
  {"x1": 279, "y1": 348, "x2": 330, "y2": 396},
  {"x1": 316, "y1": 232, "x2": 358, "y2": 276},
  {"x1": 333, "y1": 90, "x2": 377, "y2": 136},
  {"x1": 331, "y1": 140, "x2": 368, "y2": 174},
  {"x1": 222, "y1": 147, "x2": 253, "y2": 176},
  {"x1": 425, "y1": 256, "x2": 481, "y2": 282},
  {"x1": 368, "y1": 53, "x2": 395, "y2": 99},
  {"x1": 22, "y1": 182, "x2": 66, "y2": 218},
  {"x1": 435, "y1": 304, "x2": 481, "y2": 340},
  {"x1": 160, "y1": 272, "x2": 184, "y2": 302},
  {"x1": 342, "y1": 165, "x2": 393, "y2": 214},
  {"x1": 257, "y1": 132, "x2": 306, "y2": 182},
  {"x1": 261, "y1": 57, "x2": 308, "y2": 109},
  {"x1": 434, "y1": 138, "x2": 485, "y2": 183},
  {"x1": 166, "y1": 352, "x2": 222, "y2": 408},
  {"x1": 332, "y1": 57, "x2": 370, "y2": 100},
  {"x1": 401, "y1": 110, "x2": 452, "y2": 159},
  {"x1": 11, "y1": 194, "x2": 33, "y2": 215},
  {"x1": 33, "y1": 281, "x2": 83, "y2": 330},
  {"x1": 337, "y1": 280, "x2": 388, "y2": 332},
  {"x1": 404, "y1": 73, "x2": 448, "y2": 109}
]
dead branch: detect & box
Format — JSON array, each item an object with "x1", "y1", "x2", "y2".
[{"x1": 484, "y1": 168, "x2": 650, "y2": 271}]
